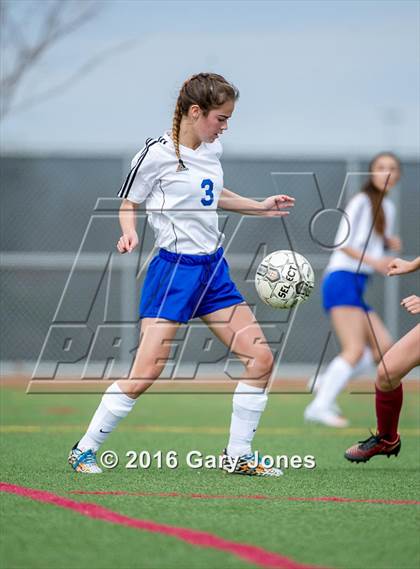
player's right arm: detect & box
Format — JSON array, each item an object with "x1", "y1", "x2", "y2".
[
  {"x1": 117, "y1": 199, "x2": 139, "y2": 254},
  {"x1": 116, "y1": 140, "x2": 158, "y2": 254}
]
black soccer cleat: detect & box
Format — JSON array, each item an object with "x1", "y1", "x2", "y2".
[{"x1": 344, "y1": 432, "x2": 401, "y2": 463}]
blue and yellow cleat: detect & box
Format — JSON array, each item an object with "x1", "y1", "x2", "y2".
[
  {"x1": 221, "y1": 449, "x2": 283, "y2": 477},
  {"x1": 68, "y1": 442, "x2": 102, "y2": 474}
]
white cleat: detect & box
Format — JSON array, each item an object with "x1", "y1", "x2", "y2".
[{"x1": 304, "y1": 405, "x2": 349, "y2": 428}]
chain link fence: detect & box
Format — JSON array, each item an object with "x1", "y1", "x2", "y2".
[{"x1": 1, "y1": 154, "x2": 418, "y2": 379}]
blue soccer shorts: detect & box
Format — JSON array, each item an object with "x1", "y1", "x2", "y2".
[
  {"x1": 139, "y1": 247, "x2": 245, "y2": 323},
  {"x1": 322, "y1": 270, "x2": 372, "y2": 313}
]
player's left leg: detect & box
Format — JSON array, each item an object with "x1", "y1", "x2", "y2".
[
  {"x1": 311, "y1": 310, "x2": 389, "y2": 414},
  {"x1": 201, "y1": 303, "x2": 281, "y2": 476},
  {"x1": 365, "y1": 311, "x2": 393, "y2": 364},
  {"x1": 345, "y1": 324, "x2": 420, "y2": 462},
  {"x1": 201, "y1": 302, "x2": 274, "y2": 387}
]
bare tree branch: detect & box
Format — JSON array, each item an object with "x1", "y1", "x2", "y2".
[
  {"x1": 0, "y1": 0, "x2": 111, "y2": 120},
  {"x1": 1, "y1": 2, "x2": 29, "y2": 56},
  {"x1": 9, "y1": 39, "x2": 138, "y2": 115}
]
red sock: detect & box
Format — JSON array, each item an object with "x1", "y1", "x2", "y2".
[{"x1": 375, "y1": 384, "x2": 403, "y2": 442}]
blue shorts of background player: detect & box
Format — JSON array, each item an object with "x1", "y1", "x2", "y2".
[
  {"x1": 140, "y1": 247, "x2": 245, "y2": 323},
  {"x1": 322, "y1": 270, "x2": 372, "y2": 313}
]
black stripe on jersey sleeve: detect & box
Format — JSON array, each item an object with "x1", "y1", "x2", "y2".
[{"x1": 117, "y1": 138, "x2": 159, "y2": 199}]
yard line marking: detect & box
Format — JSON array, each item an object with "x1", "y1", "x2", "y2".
[
  {"x1": 68, "y1": 490, "x2": 420, "y2": 506},
  {"x1": 1, "y1": 425, "x2": 419, "y2": 436},
  {"x1": 0, "y1": 482, "x2": 327, "y2": 569}
]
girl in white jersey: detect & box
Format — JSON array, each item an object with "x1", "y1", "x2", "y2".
[
  {"x1": 304, "y1": 152, "x2": 402, "y2": 427},
  {"x1": 68, "y1": 72, "x2": 295, "y2": 476}
]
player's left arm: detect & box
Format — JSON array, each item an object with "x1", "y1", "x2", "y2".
[
  {"x1": 388, "y1": 256, "x2": 420, "y2": 276},
  {"x1": 218, "y1": 187, "x2": 295, "y2": 217}
]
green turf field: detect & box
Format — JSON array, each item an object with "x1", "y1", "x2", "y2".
[{"x1": 1, "y1": 382, "x2": 419, "y2": 569}]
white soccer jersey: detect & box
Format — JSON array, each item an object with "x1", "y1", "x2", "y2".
[
  {"x1": 326, "y1": 192, "x2": 396, "y2": 275},
  {"x1": 118, "y1": 132, "x2": 225, "y2": 255}
]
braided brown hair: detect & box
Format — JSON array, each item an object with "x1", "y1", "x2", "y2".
[
  {"x1": 172, "y1": 73, "x2": 239, "y2": 170},
  {"x1": 361, "y1": 152, "x2": 401, "y2": 235}
]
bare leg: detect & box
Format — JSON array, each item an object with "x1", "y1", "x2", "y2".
[
  {"x1": 75, "y1": 318, "x2": 180, "y2": 456},
  {"x1": 365, "y1": 311, "x2": 393, "y2": 365},
  {"x1": 118, "y1": 317, "x2": 180, "y2": 398},
  {"x1": 345, "y1": 325, "x2": 420, "y2": 460},
  {"x1": 375, "y1": 324, "x2": 420, "y2": 440},
  {"x1": 376, "y1": 324, "x2": 420, "y2": 392},
  {"x1": 304, "y1": 307, "x2": 369, "y2": 426},
  {"x1": 331, "y1": 307, "x2": 369, "y2": 366},
  {"x1": 201, "y1": 303, "x2": 274, "y2": 389}
]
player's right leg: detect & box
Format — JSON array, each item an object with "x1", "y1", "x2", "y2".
[
  {"x1": 311, "y1": 310, "x2": 391, "y2": 413},
  {"x1": 345, "y1": 324, "x2": 420, "y2": 462},
  {"x1": 68, "y1": 317, "x2": 180, "y2": 473},
  {"x1": 304, "y1": 306, "x2": 367, "y2": 427}
]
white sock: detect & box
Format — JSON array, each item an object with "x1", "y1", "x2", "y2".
[
  {"x1": 351, "y1": 347, "x2": 374, "y2": 377},
  {"x1": 311, "y1": 356, "x2": 353, "y2": 412},
  {"x1": 313, "y1": 347, "x2": 373, "y2": 392},
  {"x1": 227, "y1": 382, "x2": 268, "y2": 457},
  {"x1": 78, "y1": 382, "x2": 136, "y2": 452}
]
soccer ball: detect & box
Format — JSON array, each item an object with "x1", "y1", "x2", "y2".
[{"x1": 255, "y1": 250, "x2": 315, "y2": 309}]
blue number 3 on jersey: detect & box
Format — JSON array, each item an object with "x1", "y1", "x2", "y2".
[{"x1": 201, "y1": 179, "x2": 214, "y2": 206}]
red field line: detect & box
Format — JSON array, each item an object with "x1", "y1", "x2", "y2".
[
  {"x1": 68, "y1": 490, "x2": 420, "y2": 506},
  {"x1": 1, "y1": 482, "x2": 327, "y2": 569}
]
